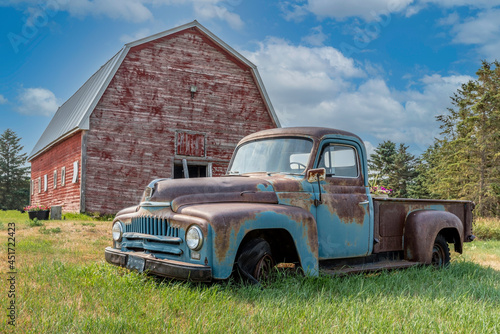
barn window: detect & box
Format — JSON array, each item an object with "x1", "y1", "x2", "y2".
[
  {"x1": 38, "y1": 177, "x2": 41, "y2": 193},
  {"x1": 61, "y1": 167, "x2": 66, "y2": 186},
  {"x1": 44, "y1": 175, "x2": 48, "y2": 192},
  {"x1": 31, "y1": 180, "x2": 34, "y2": 195},
  {"x1": 72, "y1": 161, "x2": 79, "y2": 183},
  {"x1": 53, "y1": 170, "x2": 57, "y2": 189},
  {"x1": 173, "y1": 160, "x2": 210, "y2": 179}
]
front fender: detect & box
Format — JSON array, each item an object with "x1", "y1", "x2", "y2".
[
  {"x1": 404, "y1": 210, "x2": 463, "y2": 264},
  {"x1": 177, "y1": 203, "x2": 319, "y2": 279}
]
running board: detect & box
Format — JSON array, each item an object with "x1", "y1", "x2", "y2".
[{"x1": 321, "y1": 260, "x2": 421, "y2": 276}]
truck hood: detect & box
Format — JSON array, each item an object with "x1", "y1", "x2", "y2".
[{"x1": 148, "y1": 176, "x2": 279, "y2": 212}]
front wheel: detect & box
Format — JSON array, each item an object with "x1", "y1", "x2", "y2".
[
  {"x1": 237, "y1": 238, "x2": 275, "y2": 284},
  {"x1": 431, "y1": 234, "x2": 450, "y2": 268}
]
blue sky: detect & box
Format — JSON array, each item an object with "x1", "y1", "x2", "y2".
[{"x1": 1, "y1": 0, "x2": 499, "y2": 158}]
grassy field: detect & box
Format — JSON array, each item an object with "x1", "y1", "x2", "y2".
[{"x1": 1, "y1": 211, "x2": 499, "y2": 333}]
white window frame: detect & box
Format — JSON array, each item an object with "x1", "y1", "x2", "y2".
[
  {"x1": 61, "y1": 167, "x2": 66, "y2": 186},
  {"x1": 53, "y1": 170, "x2": 57, "y2": 189},
  {"x1": 44, "y1": 175, "x2": 48, "y2": 192},
  {"x1": 72, "y1": 161, "x2": 79, "y2": 183},
  {"x1": 38, "y1": 177, "x2": 41, "y2": 193}
]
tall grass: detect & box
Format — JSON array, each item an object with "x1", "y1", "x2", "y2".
[
  {"x1": 474, "y1": 217, "x2": 500, "y2": 240},
  {"x1": 1, "y1": 211, "x2": 499, "y2": 333}
]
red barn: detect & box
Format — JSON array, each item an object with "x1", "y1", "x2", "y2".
[{"x1": 28, "y1": 21, "x2": 279, "y2": 214}]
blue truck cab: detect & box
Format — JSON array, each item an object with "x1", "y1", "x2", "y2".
[{"x1": 105, "y1": 127, "x2": 475, "y2": 281}]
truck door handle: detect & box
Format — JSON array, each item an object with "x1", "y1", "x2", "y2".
[{"x1": 359, "y1": 201, "x2": 369, "y2": 205}]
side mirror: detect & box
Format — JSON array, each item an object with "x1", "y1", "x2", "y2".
[{"x1": 307, "y1": 168, "x2": 326, "y2": 183}]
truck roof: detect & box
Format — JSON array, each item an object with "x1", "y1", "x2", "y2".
[{"x1": 238, "y1": 127, "x2": 362, "y2": 144}]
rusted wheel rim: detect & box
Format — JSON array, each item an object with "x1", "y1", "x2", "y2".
[
  {"x1": 253, "y1": 253, "x2": 274, "y2": 280},
  {"x1": 431, "y1": 243, "x2": 445, "y2": 267}
]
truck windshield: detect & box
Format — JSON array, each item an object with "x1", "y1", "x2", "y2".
[{"x1": 228, "y1": 137, "x2": 314, "y2": 175}]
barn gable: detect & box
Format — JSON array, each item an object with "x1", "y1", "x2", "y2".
[
  {"x1": 28, "y1": 20, "x2": 279, "y2": 161},
  {"x1": 28, "y1": 21, "x2": 280, "y2": 214}
]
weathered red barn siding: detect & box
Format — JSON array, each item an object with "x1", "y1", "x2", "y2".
[
  {"x1": 83, "y1": 28, "x2": 276, "y2": 214},
  {"x1": 30, "y1": 132, "x2": 82, "y2": 212}
]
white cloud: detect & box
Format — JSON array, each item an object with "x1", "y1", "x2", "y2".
[
  {"x1": 450, "y1": 9, "x2": 500, "y2": 45},
  {"x1": 193, "y1": 2, "x2": 244, "y2": 30},
  {"x1": 120, "y1": 28, "x2": 152, "y2": 44},
  {"x1": 0, "y1": 94, "x2": 7, "y2": 104},
  {"x1": 284, "y1": 0, "x2": 500, "y2": 22},
  {"x1": 244, "y1": 39, "x2": 472, "y2": 150},
  {"x1": 406, "y1": 0, "x2": 500, "y2": 16},
  {"x1": 302, "y1": 26, "x2": 328, "y2": 46},
  {"x1": 291, "y1": 0, "x2": 414, "y2": 21},
  {"x1": 280, "y1": 2, "x2": 310, "y2": 22},
  {"x1": 363, "y1": 140, "x2": 376, "y2": 157},
  {"x1": 440, "y1": 8, "x2": 500, "y2": 59},
  {"x1": 244, "y1": 38, "x2": 364, "y2": 114},
  {"x1": 3, "y1": 0, "x2": 244, "y2": 28},
  {"x1": 437, "y1": 12, "x2": 460, "y2": 26},
  {"x1": 418, "y1": 0, "x2": 500, "y2": 8},
  {"x1": 17, "y1": 87, "x2": 60, "y2": 116},
  {"x1": 55, "y1": 0, "x2": 154, "y2": 23}
]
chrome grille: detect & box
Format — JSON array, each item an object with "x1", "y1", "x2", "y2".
[{"x1": 126, "y1": 216, "x2": 179, "y2": 237}]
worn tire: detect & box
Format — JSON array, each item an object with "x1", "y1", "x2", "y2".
[
  {"x1": 237, "y1": 238, "x2": 275, "y2": 284},
  {"x1": 431, "y1": 234, "x2": 450, "y2": 268}
]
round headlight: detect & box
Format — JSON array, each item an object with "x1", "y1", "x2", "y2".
[
  {"x1": 112, "y1": 222, "x2": 123, "y2": 242},
  {"x1": 186, "y1": 225, "x2": 203, "y2": 251}
]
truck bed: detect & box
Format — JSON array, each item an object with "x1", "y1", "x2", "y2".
[{"x1": 373, "y1": 197, "x2": 474, "y2": 253}]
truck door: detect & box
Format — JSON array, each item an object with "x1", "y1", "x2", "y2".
[{"x1": 313, "y1": 142, "x2": 371, "y2": 259}]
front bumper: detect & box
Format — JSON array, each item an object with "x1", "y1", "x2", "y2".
[{"x1": 105, "y1": 247, "x2": 212, "y2": 282}]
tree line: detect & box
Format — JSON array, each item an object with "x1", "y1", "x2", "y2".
[{"x1": 369, "y1": 60, "x2": 500, "y2": 217}]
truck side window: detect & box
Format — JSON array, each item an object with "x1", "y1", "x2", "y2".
[{"x1": 318, "y1": 145, "x2": 358, "y2": 177}]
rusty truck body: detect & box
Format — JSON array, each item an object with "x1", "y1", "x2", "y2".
[{"x1": 105, "y1": 127, "x2": 475, "y2": 281}]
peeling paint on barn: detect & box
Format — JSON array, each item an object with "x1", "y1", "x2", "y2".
[{"x1": 28, "y1": 21, "x2": 279, "y2": 214}]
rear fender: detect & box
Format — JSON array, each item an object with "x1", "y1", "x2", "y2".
[{"x1": 404, "y1": 210, "x2": 463, "y2": 264}]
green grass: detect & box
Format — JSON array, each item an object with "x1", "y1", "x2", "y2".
[
  {"x1": 39, "y1": 226, "x2": 62, "y2": 234},
  {"x1": 28, "y1": 218, "x2": 44, "y2": 227},
  {"x1": 1, "y1": 210, "x2": 499, "y2": 333},
  {"x1": 6, "y1": 260, "x2": 500, "y2": 333},
  {"x1": 474, "y1": 217, "x2": 500, "y2": 240},
  {"x1": 63, "y1": 212, "x2": 114, "y2": 221}
]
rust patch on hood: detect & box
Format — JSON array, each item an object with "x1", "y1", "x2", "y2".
[
  {"x1": 150, "y1": 176, "x2": 274, "y2": 203},
  {"x1": 171, "y1": 191, "x2": 279, "y2": 212},
  {"x1": 249, "y1": 174, "x2": 308, "y2": 193}
]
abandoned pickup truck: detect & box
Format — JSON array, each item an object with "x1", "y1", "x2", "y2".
[{"x1": 105, "y1": 127, "x2": 475, "y2": 281}]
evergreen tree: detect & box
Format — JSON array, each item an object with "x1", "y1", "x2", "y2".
[
  {"x1": 390, "y1": 143, "x2": 418, "y2": 198},
  {"x1": 368, "y1": 141, "x2": 394, "y2": 196},
  {"x1": 429, "y1": 60, "x2": 500, "y2": 216},
  {"x1": 0, "y1": 129, "x2": 30, "y2": 210},
  {"x1": 407, "y1": 144, "x2": 437, "y2": 199},
  {"x1": 368, "y1": 140, "x2": 396, "y2": 179},
  {"x1": 368, "y1": 141, "x2": 417, "y2": 198}
]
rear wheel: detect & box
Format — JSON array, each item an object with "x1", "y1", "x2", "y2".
[
  {"x1": 237, "y1": 238, "x2": 275, "y2": 284},
  {"x1": 431, "y1": 234, "x2": 450, "y2": 268}
]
